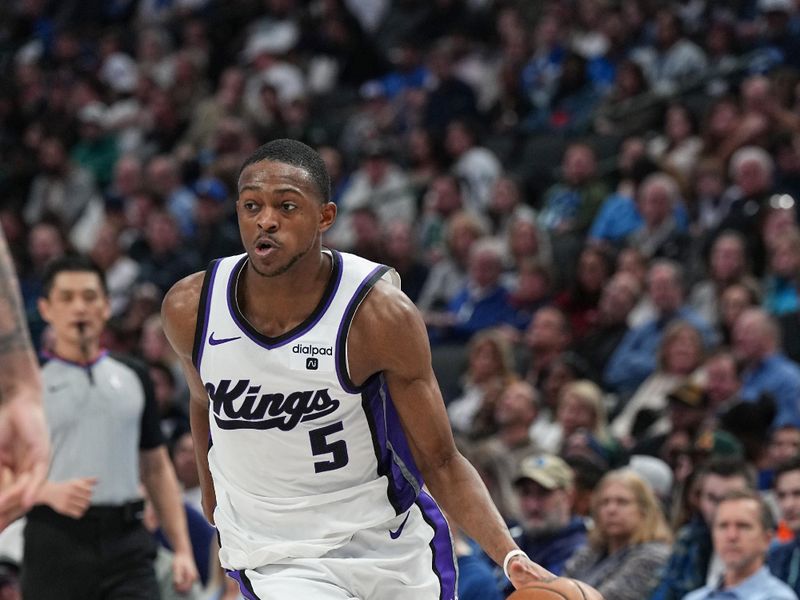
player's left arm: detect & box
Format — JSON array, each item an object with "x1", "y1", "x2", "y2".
[
  {"x1": 349, "y1": 281, "x2": 552, "y2": 588},
  {"x1": 140, "y1": 446, "x2": 199, "y2": 592}
]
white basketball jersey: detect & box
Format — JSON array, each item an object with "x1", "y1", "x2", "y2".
[{"x1": 192, "y1": 250, "x2": 424, "y2": 570}]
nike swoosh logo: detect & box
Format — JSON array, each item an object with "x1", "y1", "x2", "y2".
[
  {"x1": 389, "y1": 512, "x2": 411, "y2": 539},
  {"x1": 208, "y1": 332, "x2": 242, "y2": 346}
]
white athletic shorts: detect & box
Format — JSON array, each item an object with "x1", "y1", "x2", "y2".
[{"x1": 227, "y1": 491, "x2": 458, "y2": 599}]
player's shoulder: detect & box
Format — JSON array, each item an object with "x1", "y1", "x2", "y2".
[
  {"x1": 161, "y1": 270, "x2": 206, "y2": 354},
  {"x1": 358, "y1": 278, "x2": 420, "y2": 327}
]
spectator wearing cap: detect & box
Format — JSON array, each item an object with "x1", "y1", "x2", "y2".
[
  {"x1": 564, "y1": 469, "x2": 672, "y2": 600},
  {"x1": 648, "y1": 458, "x2": 754, "y2": 600},
  {"x1": 769, "y1": 456, "x2": 800, "y2": 595},
  {"x1": 632, "y1": 382, "x2": 711, "y2": 467},
  {"x1": 733, "y1": 307, "x2": 800, "y2": 427},
  {"x1": 193, "y1": 177, "x2": 241, "y2": 265},
  {"x1": 512, "y1": 454, "x2": 588, "y2": 573}
]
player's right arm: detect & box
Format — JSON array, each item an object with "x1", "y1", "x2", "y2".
[
  {"x1": 0, "y1": 229, "x2": 49, "y2": 523},
  {"x1": 161, "y1": 272, "x2": 217, "y2": 524}
]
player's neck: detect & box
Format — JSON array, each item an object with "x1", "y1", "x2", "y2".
[{"x1": 240, "y1": 252, "x2": 332, "y2": 334}]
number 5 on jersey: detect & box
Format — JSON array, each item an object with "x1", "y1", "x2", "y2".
[{"x1": 309, "y1": 421, "x2": 349, "y2": 473}]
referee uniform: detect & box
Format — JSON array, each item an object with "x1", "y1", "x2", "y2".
[{"x1": 22, "y1": 351, "x2": 164, "y2": 599}]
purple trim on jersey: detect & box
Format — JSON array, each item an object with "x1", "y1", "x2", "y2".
[
  {"x1": 226, "y1": 251, "x2": 343, "y2": 349},
  {"x1": 194, "y1": 259, "x2": 221, "y2": 370},
  {"x1": 417, "y1": 490, "x2": 458, "y2": 600},
  {"x1": 334, "y1": 265, "x2": 390, "y2": 394},
  {"x1": 227, "y1": 570, "x2": 260, "y2": 600},
  {"x1": 361, "y1": 375, "x2": 422, "y2": 513}
]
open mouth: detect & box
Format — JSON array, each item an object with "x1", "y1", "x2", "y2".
[{"x1": 254, "y1": 238, "x2": 279, "y2": 256}]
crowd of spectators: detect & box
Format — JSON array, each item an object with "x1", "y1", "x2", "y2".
[{"x1": 6, "y1": 0, "x2": 800, "y2": 598}]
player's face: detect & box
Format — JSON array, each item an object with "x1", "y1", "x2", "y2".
[
  {"x1": 38, "y1": 271, "x2": 110, "y2": 348},
  {"x1": 237, "y1": 160, "x2": 335, "y2": 277}
]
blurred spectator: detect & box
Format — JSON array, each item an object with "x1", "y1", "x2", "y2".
[
  {"x1": 647, "y1": 103, "x2": 703, "y2": 184},
  {"x1": 418, "y1": 174, "x2": 466, "y2": 262},
  {"x1": 511, "y1": 454, "x2": 588, "y2": 578},
  {"x1": 332, "y1": 139, "x2": 416, "y2": 251},
  {"x1": 523, "y1": 52, "x2": 603, "y2": 135},
  {"x1": 486, "y1": 176, "x2": 537, "y2": 242},
  {"x1": 149, "y1": 360, "x2": 187, "y2": 442},
  {"x1": 648, "y1": 458, "x2": 754, "y2": 600},
  {"x1": 446, "y1": 329, "x2": 518, "y2": 437},
  {"x1": 611, "y1": 320, "x2": 705, "y2": 445},
  {"x1": 417, "y1": 210, "x2": 485, "y2": 312},
  {"x1": 575, "y1": 271, "x2": 641, "y2": 378},
  {"x1": 684, "y1": 489, "x2": 796, "y2": 600},
  {"x1": 564, "y1": 469, "x2": 672, "y2": 600},
  {"x1": 506, "y1": 259, "x2": 554, "y2": 331},
  {"x1": 178, "y1": 64, "x2": 246, "y2": 153},
  {"x1": 732, "y1": 307, "x2": 800, "y2": 427},
  {"x1": 71, "y1": 102, "x2": 119, "y2": 190},
  {"x1": 170, "y1": 429, "x2": 202, "y2": 514},
  {"x1": 192, "y1": 177, "x2": 241, "y2": 265},
  {"x1": 136, "y1": 210, "x2": 199, "y2": 295},
  {"x1": 688, "y1": 231, "x2": 750, "y2": 327},
  {"x1": 522, "y1": 306, "x2": 572, "y2": 392},
  {"x1": 445, "y1": 119, "x2": 501, "y2": 213},
  {"x1": 626, "y1": 172, "x2": 690, "y2": 264},
  {"x1": 690, "y1": 158, "x2": 730, "y2": 239},
  {"x1": 382, "y1": 220, "x2": 429, "y2": 303},
  {"x1": 604, "y1": 260, "x2": 716, "y2": 395},
  {"x1": 24, "y1": 136, "x2": 104, "y2": 252},
  {"x1": 538, "y1": 143, "x2": 609, "y2": 286},
  {"x1": 764, "y1": 229, "x2": 800, "y2": 315},
  {"x1": 482, "y1": 380, "x2": 542, "y2": 463},
  {"x1": 717, "y1": 279, "x2": 762, "y2": 346},
  {"x1": 630, "y1": 7, "x2": 708, "y2": 96},
  {"x1": 503, "y1": 214, "x2": 553, "y2": 283},
  {"x1": 718, "y1": 395, "x2": 778, "y2": 481},
  {"x1": 423, "y1": 38, "x2": 479, "y2": 136},
  {"x1": 144, "y1": 154, "x2": 197, "y2": 237},
  {"x1": 769, "y1": 457, "x2": 800, "y2": 596},
  {"x1": 89, "y1": 221, "x2": 140, "y2": 317},
  {"x1": 593, "y1": 60, "x2": 656, "y2": 137},
  {"x1": 538, "y1": 379, "x2": 612, "y2": 457},
  {"x1": 555, "y1": 245, "x2": 612, "y2": 340},
  {"x1": 700, "y1": 351, "x2": 743, "y2": 417}
]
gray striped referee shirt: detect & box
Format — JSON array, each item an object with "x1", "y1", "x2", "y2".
[{"x1": 41, "y1": 352, "x2": 164, "y2": 506}]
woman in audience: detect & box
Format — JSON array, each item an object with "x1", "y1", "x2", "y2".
[
  {"x1": 447, "y1": 328, "x2": 518, "y2": 438},
  {"x1": 564, "y1": 469, "x2": 672, "y2": 600},
  {"x1": 610, "y1": 320, "x2": 704, "y2": 445}
]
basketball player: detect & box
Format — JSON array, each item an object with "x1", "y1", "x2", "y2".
[
  {"x1": 161, "y1": 139, "x2": 552, "y2": 598},
  {"x1": 0, "y1": 229, "x2": 49, "y2": 529}
]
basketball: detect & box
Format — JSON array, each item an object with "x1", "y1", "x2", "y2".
[{"x1": 507, "y1": 577, "x2": 603, "y2": 600}]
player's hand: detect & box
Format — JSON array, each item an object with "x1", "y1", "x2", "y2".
[
  {"x1": 172, "y1": 549, "x2": 199, "y2": 593},
  {"x1": 507, "y1": 555, "x2": 555, "y2": 589},
  {"x1": 45, "y1": 477, "x2": 97, "y2": 518},
  {"x1": 0, "y1": 396, "x2": 50, "y2": 527}
]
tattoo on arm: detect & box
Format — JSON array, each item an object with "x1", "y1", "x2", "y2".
[{"x1": 0, "y1": 231, "x2": 34, "y2": 359}]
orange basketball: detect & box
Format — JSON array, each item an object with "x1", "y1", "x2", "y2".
[{"x1": 508, "y1": 577, "x2": 603, "y2": 600}]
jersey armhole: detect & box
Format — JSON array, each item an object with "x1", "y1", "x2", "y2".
[
  {"x1": 192, "y1": 259, "x2": 222, "y2": 370},
  {"x1": 335, "y1": 266, "x2": 393, "y2": 393}
]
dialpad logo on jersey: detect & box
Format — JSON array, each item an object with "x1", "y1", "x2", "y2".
[
  {"x1": 292, "y1": 343, "x2": 333, "y2": 356},
  {"x1": 206, "y1": 379, "x2": 340, "y2": 431}
]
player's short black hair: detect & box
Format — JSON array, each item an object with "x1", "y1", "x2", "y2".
[
  {"x1": 238, "y1": 139, "x2": 331, "y2": 204},
  {"x1": 40, "y1": 254, "x2": 108, "y2": 297}
]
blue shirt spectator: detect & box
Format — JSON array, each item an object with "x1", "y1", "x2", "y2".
[{"x1": 682, "y1": 566, "x2": 797, "y2": 600}]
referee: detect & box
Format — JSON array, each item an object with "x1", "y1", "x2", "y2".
[{"x1": 23, "y1": 255, "x2": 198, "y2": 598}]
